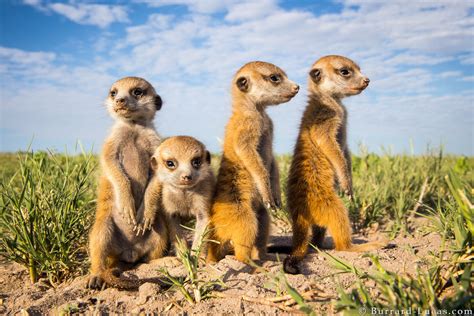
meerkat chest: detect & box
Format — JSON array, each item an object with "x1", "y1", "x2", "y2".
[
  {"x1": 162, "y1": 187, "x2": 197, "y2": 217},
  {"x1": 119, "y1": 134, "x2": 151, "y2": 175}
]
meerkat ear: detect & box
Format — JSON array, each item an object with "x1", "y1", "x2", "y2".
[
  {"x1": 309, "y1": 69, "x2": 321, "y2": 83},
  {"x1": 150, "y1": 156, "x2": 159, "y2": 170},
  {"x1": 236, "y1": 76, "x2": 249, "y2": 92},
  {"x1": 154, "y1": 95, "x2": 163, "y2": 111},
  {"x1": 205, "y1": 150, "x2": 211, "y2": 164}
]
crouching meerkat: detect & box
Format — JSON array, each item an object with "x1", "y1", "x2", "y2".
[
  {"x1": 87, "y1": 77, "x2": 168, "y2": 289},
  {"x1": 135, "y1": 136, "x2": 215, "y2": 255},
  {"x1": 207, "y1": 61, "x2": 300, "y2": 264},
  {"x1": 283, "y1": 56, "x2": 386, "y2": 274}
]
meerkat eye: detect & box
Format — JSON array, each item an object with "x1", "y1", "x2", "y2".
[
  {"x1": 269, "y1": 74, "x2": 281, "y2": 83},
  {"x1": 133, "y1": 88, "x2": 144, "y2": 97},
  {"x1": 165, "y1": 160, "x2": 176, "y2": 169},
  {"x1": 110, "y1": 90, "x2": 117, "y2": 97},
  {"x1": 191, "y1": 157, "x2": 202, "y2": 169},
  {"x1": 339, "y1": 69, "x2": 351, "y2": 77}
]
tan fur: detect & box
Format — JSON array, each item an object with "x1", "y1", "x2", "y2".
[
  {"x1": 283, "y1": 56, "x2": 386, "y2": 274},
  {"x1": 207, "y1": 61, "x2": 299, "y2": 264},
  {"x1": 135, "y1": 136, "x2": 215, "y2": 255},
  {"x1": 87, "y1": 77, "x2": 168, "y2": 289}
]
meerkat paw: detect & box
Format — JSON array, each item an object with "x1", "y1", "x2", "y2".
[
  {"x1": 134, "y1": 216, "x2": 154, "y2": 236},
  {"x1": 263, "y1": 199, "x2": 277, "y2": 212},
  {"x1": 120, "y1": 204, "x2": 137, "y2": 226},
  {"x1": 86, "y1": 274, "x2": 106, "y2": 290},
  {"x1": 273, "y1": 195, "x2": 282, "y2": 209},
  {"x1": 283, "y1": 256, "x2": 301, "y2": 275}
]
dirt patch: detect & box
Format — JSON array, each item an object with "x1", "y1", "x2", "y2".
[{"x1": 1, "y1": 226, "x2": 442, "y2": 315}]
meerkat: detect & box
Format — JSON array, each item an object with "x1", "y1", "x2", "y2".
[
  {"x1": 283, "y1": 55, "x2": 386, "y2": 274},
  {"x1": 207, "y1": 61, "x2": 300, "y2": 264},
  {"x1": 87, "y1": 77, "x2": 169, "y2": 289},
  {"x1": 135, "y1": 136, "x2": 215, "y2": 255}
]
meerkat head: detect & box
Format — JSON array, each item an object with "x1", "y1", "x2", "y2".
[
  {"x1": 232, "y1": 61, "x2": 299, "y2": 107},
  {"x1": 308, "y1": 55, "x2": 370, "y2": 99},
  {"x1": 105, "y1": 76, "x2": 162, "y2": 124},
  {"x1": 150, "y1": 136, "x2": 211, "y2": 189}
]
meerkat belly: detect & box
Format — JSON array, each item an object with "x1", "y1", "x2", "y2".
[
  {"x1": 110, "y1": 219, "x2": 148, "y2": 262},
  {"x1": 291, "y1": 137, "x2": 334, "y2": 191},
  {"x1": 214, "y1": 155, "x2": 254, "y2": 204},
  {"x1": 119, "y1": 138, "x2": 151, "y2": 206}
]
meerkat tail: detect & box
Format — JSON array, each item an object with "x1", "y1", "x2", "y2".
[{"x1": 345, "y1": 239, "x2": 388, "y2": 252}]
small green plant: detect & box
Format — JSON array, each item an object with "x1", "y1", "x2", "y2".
[
  {"x1": 324, "y1": 170, "x2": 473, "y2": 314},
  {"x1": 419, "y1": 171, "x2": 473, "y2": 297},
  {"x1": 158, "y1": 227, "x2": 224, "y2": 304},
  {"x1": 259, "y1": 257, "x2": 316, "y2": 315},
  {"x1": 0, "y1": 149, "x2": 96, "y2": 285},
  {"x1": 331, "y1": 254, "x2": 471, "y2": 315}
]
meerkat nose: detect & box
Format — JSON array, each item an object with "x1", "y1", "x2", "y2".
[
  {"x1": 293, "y1": 85, "x2": 300, "y2": 93},
  {"x1": 115, "y1": 98, "x2": 126, "y2": 106},
  {"x1": 181, "y1": 174, "x2": 193, "y2": 181},
  {"x1": 363, "y1": 77, "x2": 370, "y2": 84}
]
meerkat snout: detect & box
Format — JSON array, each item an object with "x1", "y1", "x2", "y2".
[{"x1": 181, "y1": 174, "x2": 193, "y2": 182}]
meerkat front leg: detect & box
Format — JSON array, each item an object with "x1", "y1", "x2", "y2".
[
  {"x1": 102, "y1": 140, "x2": 137, "y2": 225},
  {"x1": 135, "y1": 175, "x2": 162, "y2": 236},
  {"x1": 270, "y1": 156, "x2": 282, "y2": 209},
  {"x1": 235, "y1": 133, "x2": 275, "y2": 210},
  {"x1": 343, "y1": 146, "x2": 353, "y2": 198},
  {"x1": 315, "y1": 131, "x2": 352, "y2": 198},
  {"x1": 192, "y1": 210, "x2": 210, "y2": 254},
  {"x1": 169, "y1": 215, "x2": 188, "y2": 253}
]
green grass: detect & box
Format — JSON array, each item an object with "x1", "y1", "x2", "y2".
[
  {"x1": 275, "y1": 149, "x2": 473, "y2": 236},
  {"x1": 0, "y1": 150, "x2": 97, "y2": 285},
  {"x1": 320, "y1": 171, "x2": 473, "y2": 314},
  {"x1": 0, "y1": 147, "x2": 472, "y2": 302},
  {"x1": 157, "y1": 227, "x2": 224, "y2": 304}
]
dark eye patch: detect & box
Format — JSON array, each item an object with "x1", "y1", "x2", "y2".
[
  {"x1": 165, "y1": 159, "x2": 177, "y2": 169},
  {"x1": 265, "y1": 74, "x2": 281, "y2": 83},
  {"x1": 110, "y1": 90, "x2": 117, "y2": 97},
  {"x1": 339, "y1": 68, "x2": 351, "y2": 76},
  {"x1": 133, "y1": 88, "x2": 144, "y2": 97},
  {"x1": 191, "y1": 157, "x2": 202, "y2": 169}
]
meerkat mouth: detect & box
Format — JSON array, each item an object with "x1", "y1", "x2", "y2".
[
  {"x1": 350, "y1": 87, "x2": 366, "y2": 93},
  {"x1": 284, "y1": 93, "x2": 298, "y2": 99},
  {"x1": 174, "y1": 182, "x2": 198, "y2": 189}
]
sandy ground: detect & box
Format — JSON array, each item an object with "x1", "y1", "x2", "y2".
[{"x1": 1, "y1": 222, "x2": 442, "y2": 315}]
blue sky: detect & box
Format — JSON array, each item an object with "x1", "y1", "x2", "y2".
[{"x1": 0, "y1": 0, "x2": 473, "y2": 155}]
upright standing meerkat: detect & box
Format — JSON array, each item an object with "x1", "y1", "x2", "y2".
[
  {"x1": 135, "y1": 136, "x2": 215, "y2": 255},
  {"x1": 207, "y1": 61, "x2": 299, "y2": 264},
  {"x1": 283, "y1": 55, "x2": 386, "y2": 274},
  {"x1": 87, "y1": 77, "x2": 169, "y2": 289}
]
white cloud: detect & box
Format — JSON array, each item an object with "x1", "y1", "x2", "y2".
[
  {"x1": 225, "y1": 0, "x2": 279, "y2": 22},
  {"x1": 0, "y1": 46, "x2": 56, "y2": 65},
  {"x1": 133, "y1": 0, "x2": 236, "y2": 14},
  {"x1": 23, "y1": 1, "x2": 129, "y2": 28},
  {"x1": 439, "y1": 71, "x2": 462, "y2": 78},
  {"x1": 3, "y1": 0, "x2": 474, "y2": 154}
]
